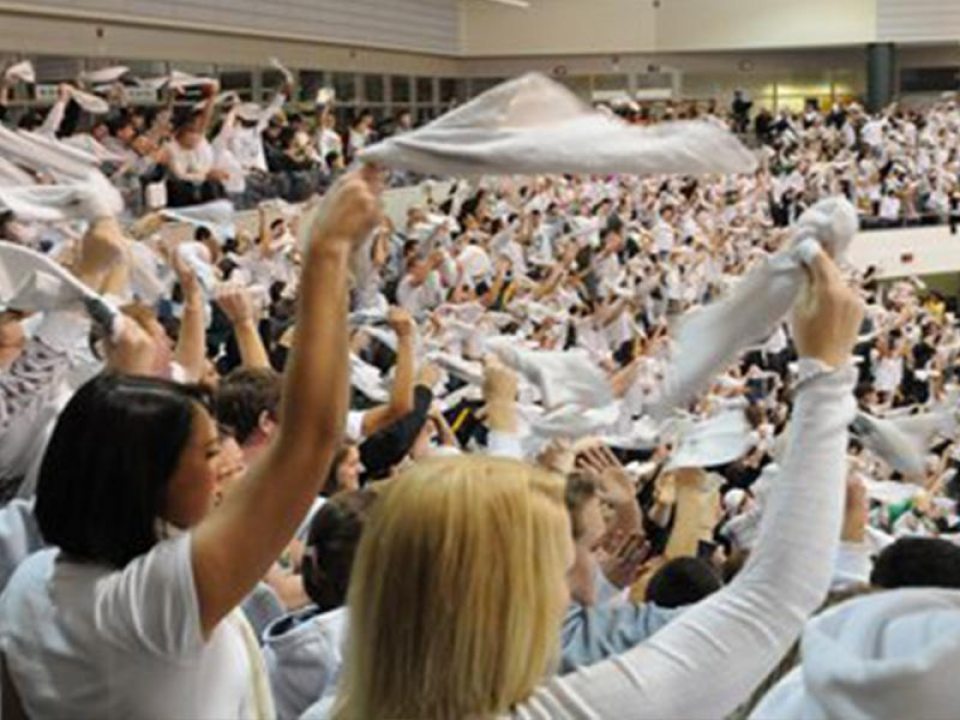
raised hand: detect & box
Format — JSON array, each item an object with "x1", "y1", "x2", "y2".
[
  {"x1": 305, "y1": 166, "x2": 382, "y2": 253},
  {"x1": 793, "y1": 251, "x2": 864, "y2": 368},
  {"x1": 387, "y1": 307, "x2": 415, "y2": 339},
  {"x1": 596, "y1": 532, "x2": 652, "y2": 590},
  {"x1": 215, "y1": 284, "x2": 256, "y2": 326}
]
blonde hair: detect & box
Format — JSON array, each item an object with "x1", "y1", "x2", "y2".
[{"x1": 333, "y1": 456, "x2": 571, "y2": 719}]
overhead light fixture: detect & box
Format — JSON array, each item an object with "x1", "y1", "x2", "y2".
[{"x1": 482, "y1": 0, "x2": 531, "y2": 8}]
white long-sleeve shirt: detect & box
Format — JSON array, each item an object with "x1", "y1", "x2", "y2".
[{"x1": 509, "y1": 362, "x2": 856, "y2": 719}]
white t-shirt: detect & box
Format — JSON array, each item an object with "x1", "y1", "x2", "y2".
[
  {"x1": 167, "y1": 138, "x2": 215, "y2": 183},
  {"x1": 396, "y1": 273, "x2": 442, "y2": 316},
  {"x1": 653, "y1": 219, "x2": 675, "y2": 253},
  {"x1": 879, "y1": 195, "x2": 901, "y2": 220},
  {"x1": 0, "y1": 534, "x2": 270, "y2": 719}
]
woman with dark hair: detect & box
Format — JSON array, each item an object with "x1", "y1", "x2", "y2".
[{"x1": 0, "y1": 169, "x2": 381, "y2": 718}]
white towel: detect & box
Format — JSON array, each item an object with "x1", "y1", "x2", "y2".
[
  {"x1": 67, "y1": 87, "x2": 110, "y2": 115},
  {"x1": 362, "y1": 73, "x2": 757, "y2": 178},
  {"x1": 654, "y1": 196, "x2": 858, "y2": 417},
  {"x1": 350, "y1": 354, "x2": 389, "y2": 402},
  {"x1": 852, "y1": 406, "x2": 957, "y2": 476},
  {"x1": 0, "y1": 156, "x2": 36, "y2": 187},
  {"x1": 62, "y1": 134, "x2": 128, "y2": 164},
  {"x1": 0, "y1": 125, "x2": 97, "y2": 182},
  {"x1": 19, "y1": 130, "x2": 102, "y2": 168},
  {"x1": 486, "y1": 337, "x2": 614, "y2": 411},
  {"x1": 268, "y1": 57, "x2": 295, "y2": 86},
  {"x1": 429, "y1": 351, "x2": 485, "y2": 386},
  {"x1": 524, "y1": 402, "x2": 623, "y2": 439},
  {"x1": 665, "y1": 409, "x2": 754, "y2": 471},
  {"x1": 0, "y1": 241, "x2": 118, "y2": 337},
  {"x1": 3, "y1": 60, "x2": 34, "y2": 85},
  {"x1": 862, "y1": 477, "x2": 924, "y2": 505},
  {"x1": 600, "y1": 415, "x2": 662, "y2": 451},
  {"x1": 78, "y1": 66, "x2": 129, "y2": 85},
  {"x1": 162, "y1": 200, "x2": 236, "y2": 241},
  {"x1": 137, "y1": 70, "x2": 212, "y2": 91},
  {"x1": 0, "y1": 173, "x2": 122, "y2": 222}
]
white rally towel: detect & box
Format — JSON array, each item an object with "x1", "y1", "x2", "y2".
[
  {"x1": 486, "y1": 337, "x2": 614, "y2": 411},
  {"x1": 852, "y1": 405, "x2": 958, "y2": 477},
  {"x1": 137, "y1": 70, "x2": 213, "y2": 92},
  {"x1": 3, "y1": 60, "x2": 35, "y2": 85},
  {"x1": 0, "y1": 241, "x2": 118, "y2": 337},
  {"x1": 67, "y1": 87, "x2": 111, "y2": 115},
  {"x1": 665, "y1": 409, "x2": 754, "y2": 471},
  {"x1": 0, "y1": 173, "x2": 122, "y2": 223},
  {"x1": 0, "y1": 125, "x2": 100, "y2": 183},
  {"x1": 161, "y1": 200, "x2": 236, "y2": 241},
  {"x1": 361, "y1": 73, "x2": 757, "y2": 177},
  {"x1": 654, "y1": 196, "x2": 859, "y2": 417},
  {"x1": 268, "y1": 57, "x2": 295, "y2": 86},
  {"x1": 0, "y1": 156, "x2": 35, "y2": 187},
  {"x1": 78, "y1": 66, "x2": 129, "y2": 86}
]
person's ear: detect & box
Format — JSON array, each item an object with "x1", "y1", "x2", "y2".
[{"x1": 258, "y1": 410, "x2": 278, "y2": 437}]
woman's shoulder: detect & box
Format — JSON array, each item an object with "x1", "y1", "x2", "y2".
[{"x1": 2, "y1": 548, "x2": 58, "y2": 609}]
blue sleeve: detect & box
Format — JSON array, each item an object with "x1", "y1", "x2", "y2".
[{"x1": 559, "y1": 601, "x2": 683, "y2": 674}]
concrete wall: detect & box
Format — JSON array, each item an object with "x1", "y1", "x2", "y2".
[
  {"x1": 460, "y1": 0, "x2": 656, "y2": 56},
  {"x1": 3, "y1": 0, "x2": 460, "y2": 54},
  {"x1": 462, "y1": 0, "x2": 876, "y2": 56},
  {"x1": 653, "y1": 0, "x2": 876, "y2": 52},
  {"x1": 0, "y1": 7, "x2": 460, "y2": 76},
  {"x1": 877, "y1": 0, "x2": 960, "y2": 43}
]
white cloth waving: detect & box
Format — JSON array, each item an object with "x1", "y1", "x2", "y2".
[
  {"x1": 654, "y1": 197, "x2": 858, "y2": 417},
  {"x1": 362, "y1": 73, "x2": 757, "y2": 177}
]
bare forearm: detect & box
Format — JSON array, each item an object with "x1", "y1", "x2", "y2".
[
  {"x1": 391, "y1": 335, "x2": 416, "y2": 416},
  {"x1": 279, "y1": 244, "x2": 350, "y2": 452},
  {"x1": 174, "y1": 298, "x2": 206, "y2": 382},
  {"x1": 233, "y1": 319, "x2": 270, "y2": 370},
  {"x1": 192, "y1": 244, "x2": 350, "y2": 636}
]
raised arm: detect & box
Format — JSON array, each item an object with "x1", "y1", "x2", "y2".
[
  {"x1": 360, "y1": 307, "x2": 417, "y2": 438},
  {"x1": 194, "y1": 80, "x2": 220, "y2": 137},
  {"x1": 215, "y1": 285, "x2": 270, "y2": 370},
  {"x1": 37, "y1": 84, "x2": 69, "y2": 137},
  {"x1": 527, "y1": 251, "x2": 863, "y2": 719},
  {"x1": 191, "y1": 168, "x2": 381, "y2": 637},
  {"x1": 257, "y1": 85, "x2": 288, "y2": 133},
  {"x1": 171, "y1": 254, "x2": 207, "y2": 383}
]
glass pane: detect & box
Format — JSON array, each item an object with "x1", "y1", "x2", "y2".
[
  {"x1": 470, "y1": 78, "x2": 505, "y2": 96},
  {"x1": 332, "y1": 73, "x2": 356, "y2": 102},
  {"x1": 220, "y1": 70, "x2": 252, "y2": 92},
  {"x1": 300, "y1": 70, "x2": 328, "y2": 105},
  {"x1": 417, "y1": 77, "x2": 434, "y2": 103},
  {"x1": 34, "y1": 55, "x2": 83, "y2": 83},
  {"x1": 593, "y1": 74, "x2": 628, "y2": 92},
  {"x1": 439, "y1": 78, "x2": 467, "y2": 104},
  {"x1": 334, "y1": 105, "x2": 353, "y2": 130},
  {"x1": 363, "y1": 74, "x2": 384, "y2": 102},
  {"x1": 390, "y1": 75, "x2": 411, "y2": 103}
]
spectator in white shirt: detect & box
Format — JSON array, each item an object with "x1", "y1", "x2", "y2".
[
  {"x1": 0, "y1": 170, "x2": 379, "y2": 719},
  {"x1": 163, "y1": 82, "x2": 229, "y2": 208}
]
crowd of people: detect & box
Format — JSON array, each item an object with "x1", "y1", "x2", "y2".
[
  {"x1": 0, "y1": 60, "x2": 959, "y2": 719},
  {"x1": 0, "y1": 65, "x2": 419, "y2": 218}
]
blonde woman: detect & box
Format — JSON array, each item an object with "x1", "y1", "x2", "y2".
[{"x1": 308, "y1": 250, "x2": 863, "y2": 720}]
